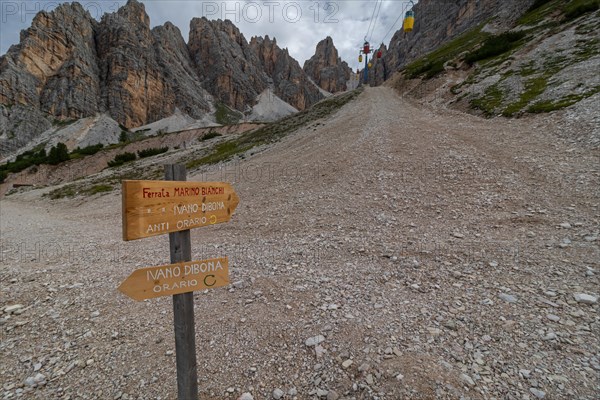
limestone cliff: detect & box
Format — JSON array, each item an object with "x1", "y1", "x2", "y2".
[{"x1": 303, "y1": 36, "x2": 352, "y2": 93}]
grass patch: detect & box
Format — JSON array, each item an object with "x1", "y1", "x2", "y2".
[
  {"x1": 52, "y1": 118, "x2": 76, "y2": 127},
  {"x1": 574, "y1": 38, "x2": 600, "y2": 60},
  {"x1": 563, "y1": 0, "x2": 600, "y2": 21},
  {"x1": 528, "y1": 86, "x2": 600, "y2": 112},
  {"x1": 187, "y1": 142, "x2": 254, "y2": 168},
  {"x1": 46, "y1": 183, "x2": 113, "y2": 199},
  {"x1": 201, "y1": 131, "x2": 222, "y2": 141},
  {"x1": 47, "y1": 185, "x2": 77, "y2": 199},
  {"x1": 138, "y1": 147, "x2": 168, "y2": 158},
  {"x1": 518, "y1": 0, "x2": 562, "y2": 26},
  {"x1": 470, "y1": 84, "x2": 504, "y2": 116},
  {"x1": 502, "y1": 76, "x2": 548, "y2": 116},
  {"x1": 215, "y1": 103, "x2": 243, "y2": 125},
  {"x1": 83, "y1": 184, "x2": 113, "y2": 195},
  {"x1": 404, "y1": 24, "x2": 488, "y2": 79},
  {"x1": 187, "y1": 89, "x2": 362, "y2": 169},
  {"x1": 465, "y1": 31, "x2": 527, "y2": 65}
]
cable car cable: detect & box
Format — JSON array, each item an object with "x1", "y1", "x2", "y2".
[
  {"x1": 364, "y1": 0, "x2": 379, "y2": 42},
  {"x1": 368, "y1": 0, "x2": 383, "y2": 42}
]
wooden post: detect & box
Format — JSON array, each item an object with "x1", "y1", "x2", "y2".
[{"x1": 165, "y1": 164, "x2": 198, "y2": 400}]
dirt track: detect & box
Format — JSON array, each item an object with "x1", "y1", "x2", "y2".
[{"x1": 1, "y1": 87, "x2": 598, "y2": 399}]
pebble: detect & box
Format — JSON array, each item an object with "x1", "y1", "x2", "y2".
[
  {"x1": 559, "y1": 222, "x2": 571, "y2": 229},
  {"x1": 238, "y1": 394, "x2": 254, "y2": 400},
  {"x1": 543, "y1": 332, "x2": 557, "y2": 341},
  {"x1": 342, "y1": 359, "x2": 353, "y2": 369},
  {"x1": 452, "y1": 232, "x2": 464, "y2": 238},
  {"x1": 305, "y1": 335, "x2": 325, "y2": 347},
  {"x1": 461, "y1": 373, "x2": 475, "y2": 386},
  {"x1": 573, "y1": 293, "x2": 597, "y2": 304},
  {"x1": 327, "y1": 390, "x2": 339, "y2": 400},
  {"x1": 272, "y1": 388, "x2": 284, "y2": 399},
  {"x1": 546, "y1": 314, "x2": 560, "y2": 322},
  {"x1": 530, "y1": 388, "x2": 546, "y2": 399},
  {"x1": 498, "y1": 293, "x2": 518, "y2": 303},
  {"x1": 24, "y1": 373, "x2": 46, "y2": 387},
  {"x1": 90, "y1": 310, "x2": 100, "y2": 318},
  {"x1": 4, "y1": 304, "x2": 24, "y2": 314}
]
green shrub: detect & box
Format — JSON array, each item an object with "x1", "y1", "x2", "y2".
[
  {"x1": 528, "y1": 0, "x2": 554, "y2": 12},
  {"x1": 201, "y1": 131, "x2": 222, "y2": 141},
  {"x1": 108, "y1": 152, "x2": 136, "y2": 167},
  {"x1": 465, "y1": 31, "x2": 527, "y2": 64},
  {"x1": 119, "y1": 131, "x2": 129, "y2": 143},
  {"x1": 564, "y1": 0, "x2": 600, "y2": 21},
  {"x1": 138, "y1": 147, "x2": 168, "y2": 158},
  {"x1": 72, "y1": 143, "x2": 104, "y2": 156},
  {"x1": 424, "y1": 61, "x2": 445, "y2": 79},
  {"x1": 84, "y1": 184, "x2": 113, "y2": 195},
  {"x1": 47, "y1": 143, "x2": 70, "y2": 165},
  {"x1": 215, "y1": 103, "x2": 242, "y2": 125},
  {"x1": 0, "y1": 170, "x2": 7, "y2": 184},
  {"x1": 1, "y1": 146, "x2": 50, "y2": 173}
]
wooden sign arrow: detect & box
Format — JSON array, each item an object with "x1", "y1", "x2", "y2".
[
  {"x1": 118, "y1": 257, "x2": 229, "y2": 301},
  {"x1": 122, "y1": 180, "x2": 239, "y2": 241}
]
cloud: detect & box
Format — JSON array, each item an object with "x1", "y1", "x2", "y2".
[{"x1": 0, "y1": 0, "x2": 418, "y2": 69}]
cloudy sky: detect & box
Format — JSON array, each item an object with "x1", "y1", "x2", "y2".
[{"x1": 0, "y1": 0, "x2": 418, "y2": 69}]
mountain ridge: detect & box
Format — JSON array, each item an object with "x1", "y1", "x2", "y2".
[{"x1": 0, "y1": 0, "x2": 343, "y2": 155}]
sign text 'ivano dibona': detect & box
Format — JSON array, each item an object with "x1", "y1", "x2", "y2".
[
  {"x1": 118, "y1": 257, "x2": 229, "y2": 301},
  {"x1": 122, "y1": 180, "x2": 239, "y2": 241}
]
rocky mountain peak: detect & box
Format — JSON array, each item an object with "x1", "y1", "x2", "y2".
[
  {"x1": 1, "y1": 4, "x2": 327, "y2": 154},
  {"x1": 303, "y1": 36, "x2": 351, "y2": 93},
  {"x1": 116, "y1": 0, "x2": 150, "y2": 27}
]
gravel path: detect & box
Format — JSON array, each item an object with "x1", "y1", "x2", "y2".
[{"x1": 1, "y1": 87, "x2": 598, "y2": 399}]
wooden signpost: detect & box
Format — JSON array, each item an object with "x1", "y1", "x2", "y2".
[
  {"x1": 122, "y1": 180, "x2": 239, "y2": 241},
  {"x1": 118, "y1": 257, "x2": 229, "y2": 301},
  {"x1": 119, "y1": 164, "x2": 238, "y2": 399}
]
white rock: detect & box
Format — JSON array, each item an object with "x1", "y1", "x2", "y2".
[
  {"x1": 238, "y1": 394, "x2": 254, "y2": 400},
  {"x1": 573, "y1": 293, "x2": 597, "y2": 304},
  {"x1": 559, "y1": 222, "x2": 571, "y2": 229},
  {"x1": 272, "y1": 388, "x2": 284, "y2": 399},
  {"x1": 461, "y1": 373, "x2": 475, "y2": 386},
  {"x1": 305, "y1": 335, "x2": 325, "y2": 347},
  {"x1": 4, "y1": 304, "x2": 23, "y2": 314},
  {"x1": 530, "y1": 388, "x2": 546, "y2": 399},
  {"x1": 499, "y1": 293, "x2": 518, "y2": 303},
  {"x1": 342, "y1": 359, "x2": 353, "y2": 369}
]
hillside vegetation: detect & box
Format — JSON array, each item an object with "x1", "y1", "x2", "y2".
[{"x1": 399, "y1": 0, "x2": 600, "y2": 118}]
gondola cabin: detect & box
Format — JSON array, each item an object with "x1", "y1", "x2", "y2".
[
  {"x1": 403, "y1": 10, "x2": 415, "y2": 32},
  {"x1": 363, "y1": 42, "x2": 370, "y2": 54},
  {"x1": 359, "y1": 54, "x2": 363, "y2": 63}
]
